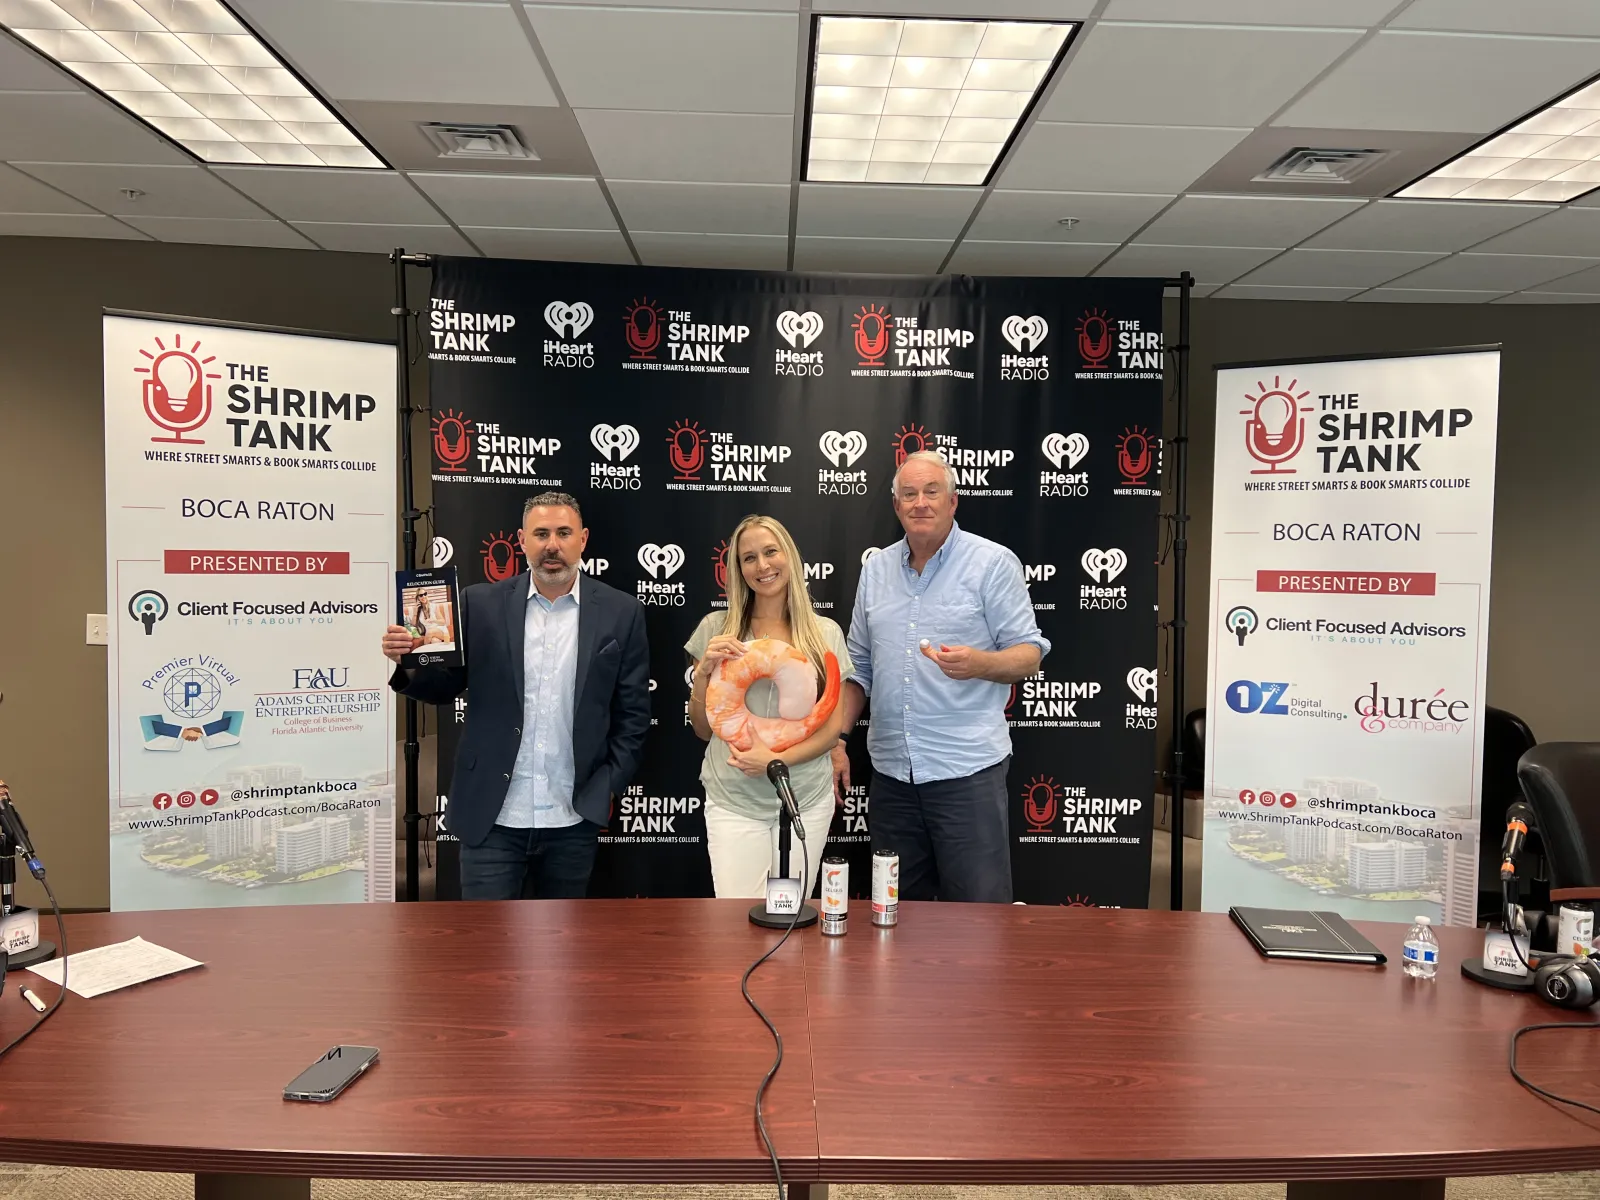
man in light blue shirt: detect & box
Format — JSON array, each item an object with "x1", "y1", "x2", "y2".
[{"x1": 837, "y1": 451, "x2": 1050, "y2": 903}]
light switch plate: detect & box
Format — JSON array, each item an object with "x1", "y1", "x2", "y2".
[{"x1": 86, "y1": 614, "x2": 108, "y2": 645}]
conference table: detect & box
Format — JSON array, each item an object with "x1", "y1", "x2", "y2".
[{"x1": 0, "y1": 901, "x2": 1597, "y2": 1200}]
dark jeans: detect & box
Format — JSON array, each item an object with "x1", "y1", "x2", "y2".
[
  {"x1": 460, "y1": 821, "x2": 599, "y2": 901},
  {"x1": 869, "y1": 757, "x2": 1012, "y2": 903}
]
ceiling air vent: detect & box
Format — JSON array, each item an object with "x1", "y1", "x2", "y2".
[
  {"x1": 1253, "y1": 147, "x2": 1389, "y2": 185},
  {"x1": 418, "y1": 123, "x2": 538, "y2": 161}
]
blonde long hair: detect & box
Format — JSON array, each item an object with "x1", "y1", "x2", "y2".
[{"x1": 721, "y1": 514, "x2": 831, "y2": 683}]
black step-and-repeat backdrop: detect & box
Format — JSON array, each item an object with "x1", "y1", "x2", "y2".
[{"x1": 426, "y1": 256, "x2": 1163, "y2": 907}]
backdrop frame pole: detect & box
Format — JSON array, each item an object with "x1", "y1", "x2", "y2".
[
  {"x1": 1163, "y1": 271, "x2": 1194, "y2": 912},
  {"x1": 391, "y1": 249, "x2": 431, "y2": 902}
]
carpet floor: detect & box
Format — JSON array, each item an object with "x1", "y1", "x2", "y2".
[{"x1": 1, "y1": 1170, "x2": 1598, "y2": 1199}]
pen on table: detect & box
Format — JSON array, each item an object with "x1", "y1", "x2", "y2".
[{"x1": 20, "y1": 988, "x2": 46, "y2": 1013}]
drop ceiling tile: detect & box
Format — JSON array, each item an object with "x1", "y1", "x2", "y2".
[
  {"x1": 1494, "y1": 291, "x2": 1600, "y2": 303},
  {"x1": 947, "y1": 240, "x2": 1119, "y2": 275},
  {"x1": 1275, "y1": 31, "x2": 1600, "y2": 134},
  {"x1": 525, "y1": 7, "x2": 797, "y2": 113},
  {"x1": 461, "y1": 227, "x2": 633, "y2": 262},
  {"x1": 1096, "y1": 243, "x2": 1278, "y2": 285},
  {"x1": 118, "y1": 217, "x2": 317, "y2": 249},
  {"x1": 1304, "y1": 199, "x2": 1555, "y2": 252},
  {"x1": 231, "y1": 0, "x2": 556, "y2": 107},
  {"x1": 577, "y1": 111, "x2": 793, "y2": 184},
  {"x1": 1135, "y1": 194, "x2": 1364, "y2": 248},
  {"x1": 293, "y1": 222, "x2": 478, "y2": 256},
  {"x1": 0, "y1": 93, "x2": 188, "y2": 165},
  {"x1": 1352, "y1": 289, "x2": 1509, "y2": 303},
  {"x1": 409, "y1": 174, "x2": 616, "y2": 230},
  {"x1": 633, "y1": 232, "x2": 787, "y2": 269},
  {"x1": 1525, "y1": 262, "x2": 1600, "y2": 293},
  {"x1": 12, "y1": 163, "x2": 268, "y2": 219},
  {"x1": 0, "y1": 213, "x2": 147, "y2": 238},
  {"x1": 1042, "y1": 23, "x2": 1361, "y2": 127},
  {"x1": 1106, "y1": 0, "x2": 1397, "y2": 22},
  {"x1": 1212, "y1": 284, "x2": 1364, "y2": 300},
  {"x1": 797, "y1": 185, "x2": 979, "y2": 240},
  {"x1": 1001, "y1": 123, "x2": 1251, "y2": 192},
  {"x1": 1238, "y1": 248, "x2": 1445, "y2": 287},
  {"x1": 0, "y1": 163, "x2": 89, "y2": 214},
  {"x1": 1394, "y1": 0, "x2": 1600, "y2": 36},
  {"x1": 825, "y1": 0, "x2": 1093, "y2": 15},
  {"x1": 0, "y1": 32, "x2": 81, "y2": 89},
  {"x1": 609, "y1": 181, "x2": 789, "y2": 236},
  {"x1": 209, "y1": 168, "x2": 444, "y2": 225},
  {"x1": 340, "y1": 103, "x2": 596, "y2": 177},
  {"x1": 967, "y1": 191, "x2": 1173, "y2": 244},
  {"x1": 1468, "y1": 208, "x2": 1600, "y2": 256},
  {"x1": 793, "y1": 236, "x2": 949, "y2": 273},
  {"x1": 1385, "y1": 252, "x2": 1600, "y2": 291}
]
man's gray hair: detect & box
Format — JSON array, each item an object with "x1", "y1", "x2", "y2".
[
  {"x1": 891, "y1": 449, "x2": 958, "y2": 496},
  {"x1": 523, "y1": 491, "x2": 584, "y2": 525}
]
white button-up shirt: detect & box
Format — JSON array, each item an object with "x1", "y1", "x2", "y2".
[{"x1": 496, "y1": 576, "x2": 581, "y2": 829}]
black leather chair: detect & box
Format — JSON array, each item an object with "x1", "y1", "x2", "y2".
[
  {"x1": 1478, "y1": 708, "x2": 1538, "y2": 911},
  {"x1": 1181, "y1": 708, "x2": 1205, "y2": 794},
  {"x1": 1518, "y1": 743, "x2": 1600, "y2": 900}
]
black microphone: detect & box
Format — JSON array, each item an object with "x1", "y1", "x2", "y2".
[
  {"x1": 766, "y1": 759, "x2": 804, "y2": 841},
  {"x1": 0, "y1": 789, "x2": 43, "y2": 880},
  {"x1": 1500, "y1": 800, "x2": 1535, "y2": 880}
]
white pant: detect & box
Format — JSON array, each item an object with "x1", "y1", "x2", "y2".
[{"x1": 703, "y1": 799, "x2": 833, "y2": 900}]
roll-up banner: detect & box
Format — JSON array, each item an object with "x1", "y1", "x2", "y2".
[
  {"x1": 426, "y1": 258, "x2": 1165, "y2": 907},
  {"x1": 1202, "y1": 348, "x2": 1500, "y2": 925},
  {"x1": 104, "y1": 313, "x2": 397, "y2": 911}
]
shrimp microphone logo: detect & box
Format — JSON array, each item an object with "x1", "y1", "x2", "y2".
[
  {"x1": 1023, "y1": 774, "x2": 1061, "y2": 834},
  {"x1": 711, "y1": 539, "x2": 729, "y2": 597},
  {"x1": 432, "y1": 408, "x2": 474, "y2": 472},
  {"x1": 1117, "y1": 425, "x2": 1154, "y2": 486},
  {"x1": 1041, "y1": 432, "x2": 1089, "y2": 470},
  {"x1": 666, "y1": 420, "x2": 706, "y2": 481},
  {"x1": 136, "y1": 332, "x2": 219, "y2": 444},
  {"x1": 1076, "y1": 308, "x2": 1113, "y2": 369},
  {"x1": 1080, "y1": 548, "x2": 1127, "y2": 583},
  {"x1": 637, "y1": 543, "x2": 685, "y2": 579},
  {"x1": 481, "y1": 531, "x2": 523, "y2": 582},
  {"x1": 892, "y1": 423, "x2": 931, "y2": 467},
  {"x1": 1241, "y1": 376, "x2": 1313, "y2": 475},
  {"x1": 624, "y1": 298, "x2": 663, "y2": 360},
  {"x1": 853, "y1": 304, "x2": 891, "y2": 367},
  {"x1": 1063, "y1": 894, "x2": 1096, "y2": 908}
]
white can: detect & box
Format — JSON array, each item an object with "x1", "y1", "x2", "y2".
[
  {"x1": 1558, "y1": 902, "x2": 1594, "y2": 957},
  {"x1": 872, "y1": 849, "x2": 898, "y2": 927},
  {"x1": 821, "y1": 857, "x2": 848, "y2": 935}
]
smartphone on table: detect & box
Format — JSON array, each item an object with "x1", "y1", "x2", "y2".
[{"x1": 283, "y1": 1045, "x2": 379, "y2": 1102}]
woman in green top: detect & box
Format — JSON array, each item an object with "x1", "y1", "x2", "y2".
[{"x1": 686, "y1": 514, "x2": 854, "y2": 899}]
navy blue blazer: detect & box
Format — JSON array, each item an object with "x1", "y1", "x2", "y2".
[{"x1": 389, "y1": 571, "x2": 651, "y2": 846}]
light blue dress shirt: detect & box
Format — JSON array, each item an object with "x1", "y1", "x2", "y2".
[
  {"x1": 846, "y1": 522, "x2": 1050, "y2": 785},
  {"x1": 496, "y1": 576, "x2": 581, "y2": 829}
]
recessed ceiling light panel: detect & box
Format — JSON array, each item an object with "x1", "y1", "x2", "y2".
[
  {"x1": 0, "y1": 0, "x2": 383, "y2": 168},
  {"x1": 804, "y1": 15, "x2": 1076, "y2": 186},
  {"x1": 1397, "y1": 76, "x2": 1600, "y2": 203}
]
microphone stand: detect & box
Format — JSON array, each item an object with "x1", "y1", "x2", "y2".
[
  {"x1": 748, "y1": 800, "x2": 818, "y2": 930},
  {"x1": 0, "y1": 825, "x2": 57, "y2": 971}
]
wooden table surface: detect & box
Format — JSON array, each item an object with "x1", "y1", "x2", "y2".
[
  {"x1": 803, "y1": 905, "x2": 1600, "y2": 1184},
  {"x1": 0, "y1": 900, "x2": 1597, "y2": 1186}
]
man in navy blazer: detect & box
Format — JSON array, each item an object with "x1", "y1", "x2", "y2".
[{"x1": 383, "y1": 492, "x2": 650, "y2": 899}]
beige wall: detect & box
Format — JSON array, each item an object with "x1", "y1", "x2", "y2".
[{"x1": 1, "y1": 235, "x2": 1593, "y2": 908}]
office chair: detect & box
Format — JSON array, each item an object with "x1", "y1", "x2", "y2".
[
  {"x1": 1478, "y1": 708, "x2": 1538, "y2": 912},
  {"x1": 1518, "y1": 743, "x2": 1600, "y2": 902}
]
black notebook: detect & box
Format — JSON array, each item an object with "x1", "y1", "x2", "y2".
[{"x1": 1230, "y1": 907, "x2": 1387, "y2": 965}]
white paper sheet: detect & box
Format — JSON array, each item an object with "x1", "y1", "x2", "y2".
[{"x1": 27, "y1": 936, "x2": 204, "y2": 998}]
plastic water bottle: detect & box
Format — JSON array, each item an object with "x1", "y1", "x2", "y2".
[{"x1": 1402, "y1": 915, "x2": 1439, "y2": 979}]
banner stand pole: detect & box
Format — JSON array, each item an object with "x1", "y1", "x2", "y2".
[
  {"x1": 1163, "y1": 271, "x2": 1194, "y2": 912},
  {"x1": 392, "y1": 248, "x2": 432, "y2": 902}
]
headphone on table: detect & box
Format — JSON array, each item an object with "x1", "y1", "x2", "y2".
[{"x1": 1533, "y1": 955, "x2": 1600, "y2": 1008}]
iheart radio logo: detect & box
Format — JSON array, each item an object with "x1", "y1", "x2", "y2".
[
  {"x1": 1080, "y1": 548, "x2": 1128, "y2": 583},
  {"x1": 544, "y1": 301, "x2": 593, "y2": 339},
  {"x1": 818, "y1": 430, "x2": 868, "y2": 468},
  {"x1": 590, "y1": 423, "x2": 640, "y2": 461},
  {"x1": 1001, "y1": 314, "x2": 1048, "y2": 354},
  {"x1": 637, "y1": 543, "x2": 685, "y2": 579},
  {"x1": 1041, "y1": 431, "x2": 1089, "y2": 470},
  {"x1": 1126, "y1": 667, "x2": 1158, "y2": 704},
  {"x1": 776, "y1": 311, "x2": 824, "y2": 349}
]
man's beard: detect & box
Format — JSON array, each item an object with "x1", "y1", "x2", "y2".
[{"x1": 534, "y1": 556, "x2": 577, "y2": 585}]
